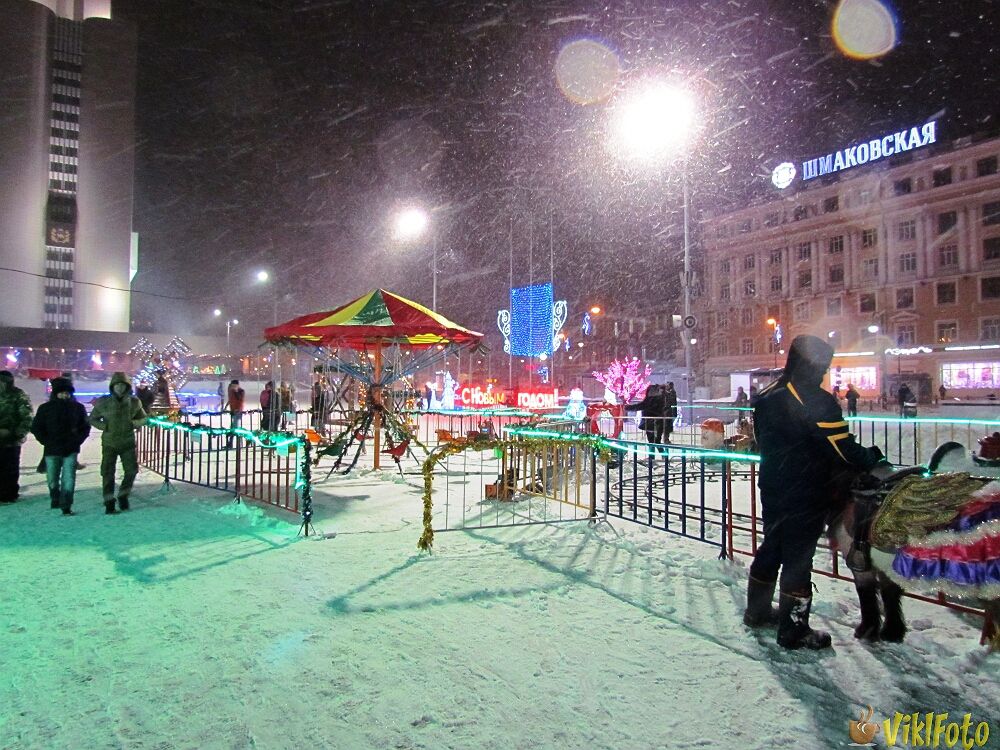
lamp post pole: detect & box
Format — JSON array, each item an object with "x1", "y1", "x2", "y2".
[
  {"x1": 432, "y1": 235, "x2": 438, "y2": 312},
  {"x1": 682, "y1": 163, "x2": 693, "y2": 427}
]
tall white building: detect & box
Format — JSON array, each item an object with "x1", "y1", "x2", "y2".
[{"x1": 0, "y1": 0, "x2": 136, "y2": 332}]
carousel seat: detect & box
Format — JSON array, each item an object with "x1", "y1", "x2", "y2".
[{"x1": 381, "y1": 440, "x2": 410, "y2": 460}]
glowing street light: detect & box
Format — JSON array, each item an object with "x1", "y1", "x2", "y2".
[
  {"x1": 225, "y1": 318, "x2": 238, "y2": 349},
  {"x1": 393, "y1": 206, "x2": 439, "y2": 311},
  {"x1": 256, "y1": 270, "x2": 270, "y2": 283},
  {"x1": 589, "y1": 305, "x2": 602, "y2": 315},
  {"x1": 615, "y1": 80, "x2": 698, "y2": 423},
  {"x1": 868, "y1": 324, "x2": 880, "y2": 334},
  {"x1": 213, "y1": 308, "x2": 222, "y2": 317}
]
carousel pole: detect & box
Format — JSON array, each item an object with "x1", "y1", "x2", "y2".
[{"x1": 373, "y1": 341, "x2": 382, "y2": 470}]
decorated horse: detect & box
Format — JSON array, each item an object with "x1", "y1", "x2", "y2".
[{"x1": 829, "y1": 437, "x2": 1000, "y2": 649}]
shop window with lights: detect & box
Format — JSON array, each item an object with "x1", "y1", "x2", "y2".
[{"x1": 936, "y1": 321, "x2": 958, "y2": 343}]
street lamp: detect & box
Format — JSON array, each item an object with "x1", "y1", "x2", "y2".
[
  {"x1": 254, "y1": 270, "x2": 277, "y2": 325},
  {"x1": 394, "y1": 206, "x2": 437, "y2": 311},
  {"x1": 615, "y1": 81, "x2": 697, "y2": 423},
  {"x1": 766, "y1": 318, "x2": 780, "y2": 371},
  {"x1": 226, "y1": 318, "x2": 238, "y2": 349}
]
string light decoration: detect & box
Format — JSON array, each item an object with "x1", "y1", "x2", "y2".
[
  {"x1": 129, "y1": 336, "x2": 194, "y2": 394},
  {"x1": 592, "y1": 358, "x2": 652, "y2": 404}
]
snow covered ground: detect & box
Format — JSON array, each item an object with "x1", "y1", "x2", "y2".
[{"x1": 1, "y1": 437, "x2": 997, "y2": 750}]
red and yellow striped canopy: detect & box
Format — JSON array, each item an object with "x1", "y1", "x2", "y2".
[{"x1": 263, "y1": 289, "x2": 483, "y2": 350}]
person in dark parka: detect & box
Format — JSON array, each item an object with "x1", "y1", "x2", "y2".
[
  {"x1": 89, "y1": 372, "x2": 147, "y2": 514},
  {"x1": 626, "y1": 384, "x2": 667, "y2": 447},
  {"x1": 743, "y1": 335, "x2": 883, "y2": 650},
  {"x1": 0, "y1": 370, "x2": 32, "y2": 503},
  {"x1": 30, "y1": 377, "x2": 91, "y2": 514}
]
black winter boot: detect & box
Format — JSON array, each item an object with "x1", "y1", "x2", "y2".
[
  {"x1": 118, "y1": 497, "x2": 130, "y2": 511},
  {"x1": 879, "y1": 582, "x2": 907, "y2": 642},
  {"x1": 853, "y1": 582, "x2": 882, "y2": 641},
  {"x1": 777, "y1": 591, "x2": 832, "y2": 650},
  {"x1": 105, "y1": 500, "x2": 118, "y2": 515},
  {"x1": 743, "y1": 576, "x2": 779, "y2": 627}
]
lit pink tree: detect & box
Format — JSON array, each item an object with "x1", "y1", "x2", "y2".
[{"x1": 592, "y1": 358, "x2": 651, "y2": 404}]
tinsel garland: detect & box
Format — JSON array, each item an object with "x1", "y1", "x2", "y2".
[{"x1": 417, "y1": 434, "x2": 611, "y2": 552}]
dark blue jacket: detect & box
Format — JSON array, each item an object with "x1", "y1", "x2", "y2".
[{"x1": 31, "y1": 397, "x2": 91, "y2": 457}]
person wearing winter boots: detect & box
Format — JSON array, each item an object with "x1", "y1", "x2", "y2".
[
  {"x1": 30, "y1": 377, "x2": 91, "y2": 515},
  {"x1": 744, "y1": 335, "x2": 884, "y2": 650},
  {"x1": 0, "y1": 371, "x2": 33, "y2": 503},
  {"x1": 89, "y1": 372, "x2": 147, "y2": 514}
]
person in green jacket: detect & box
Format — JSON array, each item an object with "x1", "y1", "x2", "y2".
[
  {"x1": 0, "y1": 371, "x2": 33, "y2": 503},
  {"x1": 89, "y1": 372, "x2": 147, "y2": 514}
]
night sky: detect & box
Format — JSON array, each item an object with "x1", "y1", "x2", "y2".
[{"x1": 117, "y1": 0, "x2": 999, "y2": 340}]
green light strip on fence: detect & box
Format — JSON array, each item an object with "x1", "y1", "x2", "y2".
[
  {"x1": 146, "y1": 417, "x2": 304, "y2": 450},
  {"x1": 849, "y1": 415, "x2": 1000, "y2": 427},
  {"x1": 600, "y1": 437, "x2": 761, "y2": 462},
  {"x1": 506, "y1": 427, "x2": 594, "y2": 442}
]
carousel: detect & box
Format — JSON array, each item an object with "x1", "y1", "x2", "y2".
[{"x1": 263, "y1": 289, "x2": 483, "y2": 475}]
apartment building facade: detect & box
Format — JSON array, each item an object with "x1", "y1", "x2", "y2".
[{"x1": 698, "y1": 128, "x2": 1000, "y2": 402}]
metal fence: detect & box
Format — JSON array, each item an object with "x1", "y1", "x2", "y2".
[{"x1": 135, "y1": 419, "x2": 313, "y2": 531}]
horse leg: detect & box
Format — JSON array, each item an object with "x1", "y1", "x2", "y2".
[
  {"x1": 878, "y1": 572, "x2": 907, "y2": 643},
  {"x1": 853, "y1": 570, "x2": 882, "y2": 641}
]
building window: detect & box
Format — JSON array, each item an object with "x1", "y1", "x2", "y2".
[
  {"x1": 764, "y1": 212, "x2": 780, "y2": 227},
  {"x1": 829, "y1": 265, "x2": 844, "y2": 284},
  {"x1": 896, "y1": 324, "x2": 916, "y2": 346},
  {"x1": 715, "y1": 225, "x2": 730, "y2": 239},
  {"x1": 798, "y1": 271, "x2": 812, "y2": 289},
  {"x1": 977, "y1": 156, "x2": 998, "y2": 177},
  {"x1": 720, "y1": 260, "x2": 730, "y2": 274},
  {"x1": 984, "y1": 201, "x2": 1000, "y2": 226},
  {"x1": 984, "y1": 237, "x2": 1000, "y2": 262},
  {"x1": 862, "y1": 258, "x2": 879, "y2": 280},
  {"x1": 714, "y1": 339, "x2": 728, "y2": 356},
  {"x1": 828, "y1": 235, "x2": 844, "y2": 254},
  {"x1": 937, "y1": 281, "x2": 957, "y2": 305},
  {"x1": 932, "y1": 167, "x2": 953, "y2": 187},
  {"x1": 859, "y1": 293, "x2": 876, "y2": 313},
  {"x1": 744, "y1": 280, "x2": 756, "y2": 297},
  {"x1": 770, "y1": 275, "x2": 782, "y2": 292},
  {"x1": 983, "y1": 277, "x2": 1000, "y2": 300},
  {"x1": 939, "y1": 244, "x2": 959, "y2": 268},
  {"x1": 893, "y1": 178, "x2": 912, "y2": 196},
  {"x1": 861, "y1": 228, "x2": 878, "y2": 248},
  {"x1": 740, "y1": 309, "x2": 754, "y2": 326},
  {"x1": 720, "y1": 284, "x2": 730, "y2": 301},
  {"x1": 938, "y1": 210, "x2": 957, "y2": 234},
  {"x1": 823, "y1": 196, "x2": 839, "y2": 213},
  {"x1": 899, "y1": 252, "x2": 917, "y2": 273},
  {"x1": 744, "y1": 254, "x2": 755, "y2": 270},
  {"x1": 796, "y1": 242, "x2": 811, "y2": 261},
  {"x1": 896, "y1": 287, "x2": 914, "y2": 309},
  {"x1": 897, "y1": 219, "x2": 916, "y2": 241},
  {"x1": 827, "y1": 297, "x2": 842, "y2": 317},
  {"x1": 794, "y1": 300, "x2": 811, "y2": 321},
  {"x1": 936, "y1": 321, "x2": 958, "y2": 343},
  {"x1": 982, "y1": 318, "x2": 1000, "y2": 342},
  {"x1": 716, "y1": 310, "x2": 729, "y2": 329},
  {"x1": 770, "y1": 248, "x2": 782, "y2": 265},
  {"x1": 858, "y1": 189, "x2": 873, "y2": 206},
  {"x1": 741, "y1": 338, "x2": 754, "y2": 355},
  {"x1": 793, "y1": 205, "x2": 808, "y2": 221},
  {"x1": 739, "y1": 219, "x2": 752, "y2": 234}
]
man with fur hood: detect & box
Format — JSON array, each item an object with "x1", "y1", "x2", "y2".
[
  {"x1": 0, "y1": 370, "x2": 33, "y2": 503},
  {"x1": 30, "y1": 377, "x2": 90, "y2": 514},
  {"x1": 743, "y1": 335, "x2": 883, "y2": 650},
  {"x1": 89, "y1": 372, "x2": 147, "y2": 514}
]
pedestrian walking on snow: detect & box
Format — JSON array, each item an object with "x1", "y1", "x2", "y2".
[
  {"x1": 89, "y1": 372, "x2": 147, "y2": 514},
  {"x1": 30, "y1": 377, "x2": 90, "y2": 514},
  {"x1": 0, "y1": 371, "x2": 32, "y2": 504}
]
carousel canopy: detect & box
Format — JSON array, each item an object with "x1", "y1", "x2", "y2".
[{"x1": 263, "y1": 289, "x2": 483, "y2": 350}]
